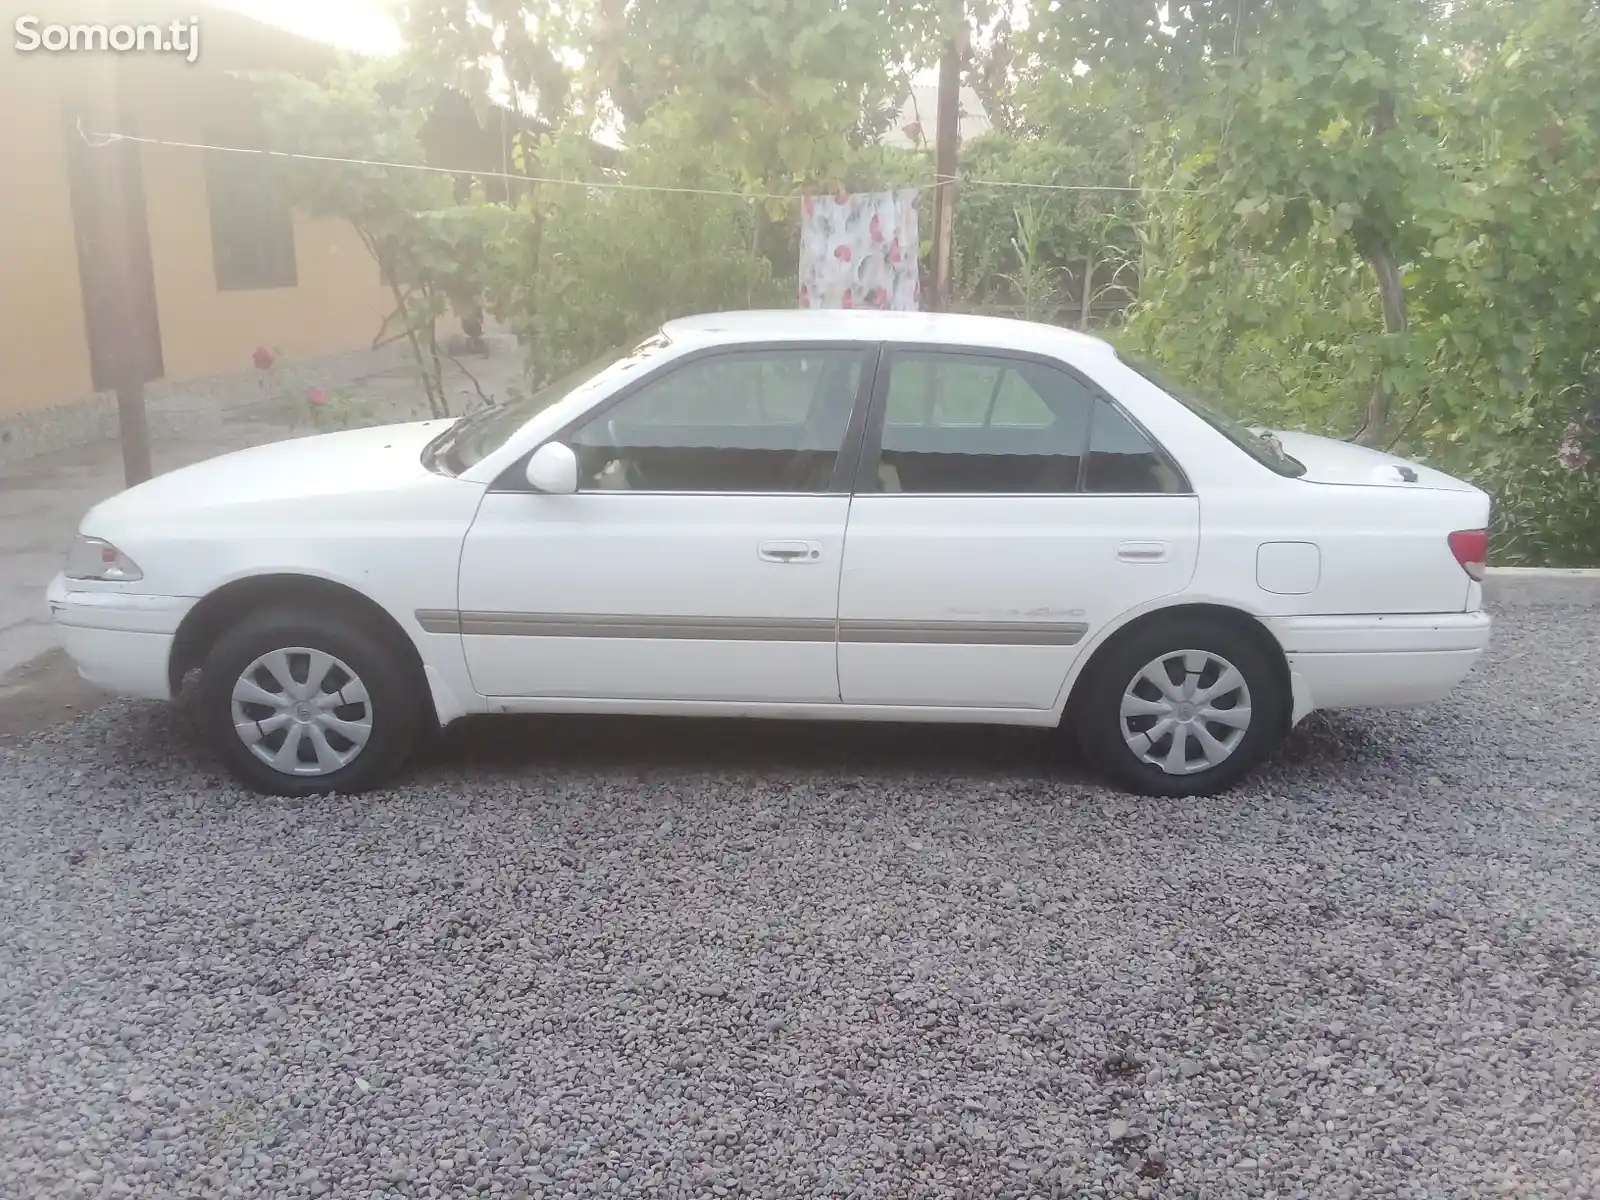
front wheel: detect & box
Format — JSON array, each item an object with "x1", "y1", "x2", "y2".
[
  {"x1": 1073, "y1": 618, "x2": 1287, "y2": 798},
  {"x1": 197, "y1": 606, "x2": 423, "y2": 796}
]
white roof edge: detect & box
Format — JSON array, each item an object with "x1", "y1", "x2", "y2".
[{"x1": 659, "y1": 309, "x2": 1116, "y2": 354}]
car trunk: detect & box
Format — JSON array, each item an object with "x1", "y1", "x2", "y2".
[
  {"x1": 1267, "y1": 430, "x2": 1489, "y2": 614},
  {"x1": 1270, "y1": 431, "x2": 1478, "y2": 492}
]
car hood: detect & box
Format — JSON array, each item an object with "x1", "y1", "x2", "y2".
[
  {"x1": 1271, "y1": 430, "x2": 1480, "y2": 493},
  {"x1": 86, "y1": 419, "x2": 457, "y2": 526}
]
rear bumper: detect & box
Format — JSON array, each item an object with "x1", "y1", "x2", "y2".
[
  {"x1": 47, "y1": 574, "x2": 194, "y2": 701},
  {"x1": 1267, "y1": 611, "x2": 1491, "y2": 721}
]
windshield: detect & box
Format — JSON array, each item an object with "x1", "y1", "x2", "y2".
[
  {"x1": 1122, "y1": 356, "x2": 1306, "y2": 478},
  {"x1": 428, "y1": 335, "x2": 669, "y2": 473}
]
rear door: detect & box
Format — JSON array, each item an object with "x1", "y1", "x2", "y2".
[{"x1": 836, "y1": 346, "x2": 1200, "y2": 710}]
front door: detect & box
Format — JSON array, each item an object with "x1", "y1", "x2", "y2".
[
  {"x1": 456, "y1": 344, "x2": 874, "y2": 702},
  {"x1": 837, "y1": 347, "x2": 1200, "y2": 710}
]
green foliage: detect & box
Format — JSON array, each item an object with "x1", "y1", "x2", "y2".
[
  {"x1": 1063, "y1": 0, "x2": 1600, "y2": 562},
  {"x1": 404, "y1": 0, "x2": 943, "y2": 190},
  {"x1": 591, "y1": 0, "x2": 941, "y2": 190},
  {"x1": 1401, "y1": 0, "x2": 1600, "y2": 563},
  {"x1": 998, "y1": 199, "x2": 1061, "y2": 322},
  {"x1": 253, "y1": 60, "x2": 475, "y2": 417},
  {"x1": 256, "y1": 0, "x2": 1600, "y2": 563},
  {"x1": 302, "y1": 387, "x2": 380, "y2": 433},
  {"x1": 402, "y1": 0, "x2": 581, "y2": 126},
  {"x1": 489, "y1": 129, "x2": 787, "y2": 384},
  {"x1": 1059, "y1": 0, "x2": 1451, "y2": 443},
  {"x1": 946, "y1": 132, "x2": 1138, "y2": 324},
  {"x1": 248, "y1": 61, "x2": 451, "y2": 223},
  {"x1": 1118, "y1": 228, "x2": 1380, "y2": 436}
]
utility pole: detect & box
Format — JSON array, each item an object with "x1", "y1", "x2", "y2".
[
  {"x1": 87, "y1": 8, "x2": 154, "y2": 486},
  {"x1": 927, "y1": 5, "x2": 965, "y2": 313}
]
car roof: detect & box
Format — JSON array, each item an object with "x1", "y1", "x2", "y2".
[{"x1": 659, "y1": 309, "x2": 1117, "y2": 360}]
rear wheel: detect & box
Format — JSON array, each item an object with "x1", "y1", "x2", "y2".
[
  {"x1": 1074, "y1": 617, "x2": 1286, "y2": 798},
  {"x1": 197, "y1": 606, "x2": 422, "y2": 796}
]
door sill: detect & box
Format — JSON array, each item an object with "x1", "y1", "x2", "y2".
[{"x1": 478, "y1": 695, "x2": 1059, "y2": 727}]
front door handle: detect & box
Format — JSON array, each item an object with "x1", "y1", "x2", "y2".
[
  {"x1": 759, "y1": 540, "x2": 822, "y2": 564},
  {"x1": 1118, "y1": 541, "x2": 1170, "y2": 563}
]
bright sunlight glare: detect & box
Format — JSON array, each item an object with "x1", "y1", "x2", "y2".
[{"x1": 208, "y1": 0, "x2": 403, "y2": 56}]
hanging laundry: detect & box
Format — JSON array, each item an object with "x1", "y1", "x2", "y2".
[{"x1": 798, "y1": 188, "x2": 921, "y2": 312}]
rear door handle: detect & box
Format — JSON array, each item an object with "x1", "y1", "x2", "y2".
[
  {"x1": 1118, "y1": 541, "x2": 1170, "y2": 563},
  {"x1": 759, "y1": 540, "x2": 822, "y2": 564}
]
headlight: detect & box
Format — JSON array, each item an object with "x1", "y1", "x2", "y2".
[{"x1": 64, "y1": 535, "x2": 144, "y2": 582}]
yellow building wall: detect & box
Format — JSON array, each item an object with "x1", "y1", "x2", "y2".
[
  {"x1": 125, "y1": 67, "x2": 393, "y2": 381},
  {"x1": 0, "y1": 17, "x2": 398, "y2": 418},
  {"x1": 0, "y1": 53, "x2": 96, "y2": 414}
]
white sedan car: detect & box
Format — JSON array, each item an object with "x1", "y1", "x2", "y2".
[{"x1": 49, "y1": 311, "x2": 1491, "y2": 798}]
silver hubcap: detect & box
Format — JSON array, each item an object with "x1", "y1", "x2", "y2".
[
  {"x1": 1120, "y1": 648, "x2": 1252, "y2": 776},
  {"x1": 230, "y1": 647, "x2": 373, "y2": 777}
]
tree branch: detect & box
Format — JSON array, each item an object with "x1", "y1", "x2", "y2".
[
  {"x1": 1352, "y1": 227, "x2": 1408, "y2": 448},
  {"x1": 441, "y1": 347, "x2": 493, "y2": 408},
  {"x1": 1350, "y1": 89, "x2": 1408, "y2": 449},
  {"x1": 1384, "y1": 385, "x2": 1431, "y2": 453}
]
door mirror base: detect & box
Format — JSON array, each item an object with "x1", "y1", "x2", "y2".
[{"x1": 526, "y1": 442, "x2": 579, "y2": 494}]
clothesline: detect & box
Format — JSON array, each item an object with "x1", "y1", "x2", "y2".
[{"x1": 77, "y1": 122, "x2": 1204, "y2": 200}]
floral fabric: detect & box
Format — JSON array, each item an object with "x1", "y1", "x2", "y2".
[
  {"x1": 798, "y1": 188, "x2": 921, "y2": 311},
  {"x1": 1559, "y1": 413, "x2": 1598, "y2": 473}
]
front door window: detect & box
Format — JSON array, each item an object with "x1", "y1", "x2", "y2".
[{"x1": 569, "y1": 348, "x2": 867, "y2": 493}]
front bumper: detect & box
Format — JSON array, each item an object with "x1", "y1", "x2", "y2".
[
  {"x1": 47, "y1": 573, "x2": 195, "y2": 701},
  {"x1": 1268, "y1": 610, "x2": 1492, "y2": 722}
]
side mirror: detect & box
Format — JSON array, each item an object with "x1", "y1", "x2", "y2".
[{"x1": 525, "y1": 442, "x2": 579, "y2": 494}]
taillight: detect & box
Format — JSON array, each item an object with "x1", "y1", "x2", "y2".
[{"x1": 1448, "y1": 529, "x2": 1488, "y2": 581}]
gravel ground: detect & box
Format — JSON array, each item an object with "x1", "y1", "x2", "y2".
[{"x1": 2, "y1": 588, "x2": 1598, "y2": 1200}]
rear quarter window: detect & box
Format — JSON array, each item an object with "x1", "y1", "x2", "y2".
[{"x1": 1122, "y1": 356, "x2": 1306, "y2": 479}]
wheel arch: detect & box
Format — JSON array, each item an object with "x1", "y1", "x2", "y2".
[
  {"x1": 169, "y1": 573, "x2": 432, "y2": 717},
  {"x1": 1056, "y1": 600, "x2": 1291, "y2": 723}
]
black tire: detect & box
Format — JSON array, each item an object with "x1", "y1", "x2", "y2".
[
  {"x1": 197, "y1": 605, "x2": 423, "y2": 797},
  {"x1": 1072, "y1": 616, "x2": 1287, "y2": 798}
]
